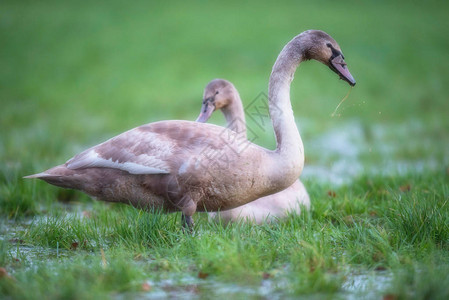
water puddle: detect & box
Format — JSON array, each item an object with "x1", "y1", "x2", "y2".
[
  {"x1": 301, "y1": 119, "x2": 447, "y2": 185},
  {"x1": 117, "y1": 274, "x2": 286, "y2": 299},
  {"x1": 342, "y1": 270, "x2": 392, "y2": 299},
  {"x1": 1, "y1": 218, "x2": 397, "y2": 299},
  {"x1": 114, "y1": 269, "x2": 394, "y2": 299}
]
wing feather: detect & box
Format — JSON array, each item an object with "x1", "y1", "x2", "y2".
[
  {"x1": 65, "y1": 120, "x2": 248, "y2": 175},
  {"x1": 66, "y1": 126, "x2": 172, "y2": 174}
]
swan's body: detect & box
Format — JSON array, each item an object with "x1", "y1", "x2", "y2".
[
  {"x1": 25, "y1": 30, "x2": 355, "y2": 228},
  {"x1": 196, "y1": 79, "x2": 310, "y2": 223}
]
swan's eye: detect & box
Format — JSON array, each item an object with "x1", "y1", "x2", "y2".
[
  {"x1": 216, "y1": 91, "x2": 219, "y2": 95},
  {"x1": 327, "y1": 43, "x2": 342, "y2": 60}
]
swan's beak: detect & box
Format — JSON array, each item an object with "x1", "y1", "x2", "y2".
[
  {"x1": 195, "y1": 100, "x2": 215, "y2": 123},
  {"x1": 330, "y1": 55, "x2": 356, "y2": 86}
]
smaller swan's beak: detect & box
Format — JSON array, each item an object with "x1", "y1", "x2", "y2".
[
  {"x1": 330, "y1": 55, "x2": 356, "y2": 86},
  {"x1": 195, "y1": 100, "x2": 215, "y2": 123}
]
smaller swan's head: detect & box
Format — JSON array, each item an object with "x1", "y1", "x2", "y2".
[
  {"x1": 301, "y1": 30, "x2": 356, "y2": 86},
  {"x1": 196, "y1": 79, "x2": 237, "y2": 123}
]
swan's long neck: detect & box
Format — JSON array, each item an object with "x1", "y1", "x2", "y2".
[
  {"x1": 268, "y1": 36, "x2": 306, "y2": 178},
  {"x1": 221, "y1": 91, "x2": 247, "y2": 139}
]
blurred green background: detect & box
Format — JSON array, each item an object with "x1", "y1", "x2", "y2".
[
  {"x1": 1, "y1": 1, "x2": 449, "y2": 298},
  {"x1": 1, "y1": 0, "x2": 448, "y2": 188}
]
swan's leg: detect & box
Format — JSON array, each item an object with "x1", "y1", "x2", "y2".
[
  {"x1": 180, "y1": 195, "x2": 197, "y2": 231},
  {"x1": 181, "y1": 214, "x2": 194, "y2": 230}
]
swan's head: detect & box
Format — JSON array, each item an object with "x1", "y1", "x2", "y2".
[
  {"x1": 196, "y1": 79, "x2": 237, "y2": 123},
  {"x1": 302, "y1": 30, "x2": 356, "y2": 86}
]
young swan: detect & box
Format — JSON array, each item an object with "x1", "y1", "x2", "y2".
[
  {"x1": 196, "y1": 79, "x2": 310, "y2": 223},
  {"x1": 24, "y1": 30, "x2": 355, "y2": 230}
]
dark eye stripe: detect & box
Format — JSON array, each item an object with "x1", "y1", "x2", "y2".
[
  {"x1": 327, "y1": 43, "x2": 343, "y2": 59},
  {"x1": 203, "y1": 96, "x2": 215, "y2": 104}
]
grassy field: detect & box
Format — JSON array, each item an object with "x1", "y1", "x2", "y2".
[{"x1": 1, "y1": 0, "x2": 449, "y2": 298}]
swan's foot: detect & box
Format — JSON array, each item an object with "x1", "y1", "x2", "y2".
[{"x1": 181, "y1": 214, "x2": 194, "y2": 232}]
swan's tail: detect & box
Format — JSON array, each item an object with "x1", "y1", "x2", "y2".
[
  {"x1": 23, "y1": 165, "x2": 81, "y2": 189},
  {"x1": 23, "y1": 172, "x2": 58, "y2": 179}
]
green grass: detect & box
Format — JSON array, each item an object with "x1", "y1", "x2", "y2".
[
  {"x1": 1, "y1": 0, "x2": 449, "y2": 298},
  {"x1": 1, "y1": 173, "x2": 449, "y2": 298}
]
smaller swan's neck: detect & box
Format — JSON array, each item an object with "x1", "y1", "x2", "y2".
[{"x1": 221, "y1": 90, "x2": 247, "y2": 139}]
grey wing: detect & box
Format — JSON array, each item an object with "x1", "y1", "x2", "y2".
[{"x1": 66, "y1": 127, "x2": 173, "y2": 174}]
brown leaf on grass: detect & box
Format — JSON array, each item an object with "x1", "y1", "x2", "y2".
[
  {"x1": 262, "y1": 272, "x2": 271, "y2": 280},
  {"x1": 8, "y1": 239, "x2": 24, "y2": 244},
  {"x1": 0, "y1": 267, "x2": 15, "y2": 281},
  {"x1": 71, "y1": 242, "x2": 79, "y2": 250},
  {"x1": 0, "y1": 267, "x2": 8, "y2": 278},
  {"x1": 369, "y1": 211, "x2": 378, "y2": 217},
  {"x1": 327, "y1": 190, "x2": 337, "y2": 198},
  {"x1": 0, "y1": 267, "x2": 16, "y2": 282},
  {"x1": 375, "y1": 266, "x2": 387, "y2": 271},
  {"x1": 383, "y1": 294, "x2": 398, "y2": 300},
  {"x1": 197, "y1": 271, "x2": 209, "y2": 279},
  {"x1": 399, "y1": 184, "x2": 411, "y2": 192},
  {"x1": 141, "y1": 281, "x2": 151, "y2": 292}
]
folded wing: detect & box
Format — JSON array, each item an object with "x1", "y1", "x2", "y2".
[{"x1": 66, "y1": 126, "x2": 173, "y2": 174}]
